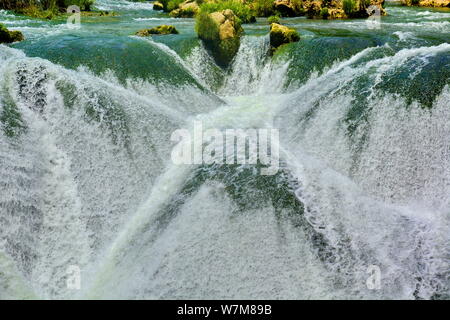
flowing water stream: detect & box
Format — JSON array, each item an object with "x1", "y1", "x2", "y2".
[{"x1": 0, "y1": 1, "x2": 449, "y2": 299}]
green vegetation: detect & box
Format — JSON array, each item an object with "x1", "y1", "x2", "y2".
[
  {"x1": 169, "y1": 5, "x2": 197, "y2": 17},
  {"x1": 199, "y1": 0, "x2": 255, "y2": 23},
  {"x1": 158, "y1": 0, "x2": 384, "y2": 21},
  {"x1": 195, "y1": 9, "x2": 243, "y2": 67},
  {"x1": 153, "y1": 1, "x2": 163, "y2": 10},
  {"x1": 0, "y1": 23, "x2": 24, "y2": 43},
  {"x1": 0, "y1": 0, "x2": 30, "y2": 11},
  {"x1": 157, "y1": 0, "x2": 171, "y2": 11},
  {"x1": 167, "y1": 0, "x2": 184, "y2": 12},
  {"x1": 343, "y1": 0, "x2": 356, "y2": 16},
  {"x1": 0, "y1": 0, "x2": 95, "y2": 19},
  {"x1": 59, "y1": 0, "x2": 94, "y2": 11},
  {"x1": 252, "y1": 0, "x2": 275, "y2": 17},
  {"x1": 319, "y1": 7, "x2": 329, "y2": 19},
  {"x1": 135, "y1": 24, "x2": 179, "y2": 36},
  {"x1": 270, "y1": 23, "x2": 300, "y2": 50},
  {"x1": 267, "y1": 14, "x2": 280, "y2": 24},
  {"x1": 195, "y1": 10, "x2": 219, "y2": 40},
  {"x1": 20, "y1": 4, "x2": 57, "y2": 19},
  {"x1": 290, "y1": 0, "x2": 304, "y2": 14}
]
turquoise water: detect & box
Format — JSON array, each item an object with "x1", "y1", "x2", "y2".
[{"x1": 0, "y1": 1, "x2": 449, "y2": 299}]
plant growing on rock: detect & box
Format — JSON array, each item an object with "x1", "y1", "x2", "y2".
[
  {"x1": 195, "y1": 10, "x2": 219, "y2": 40},
  {"x1": 59, "y1": 0, "x2": 94, "y2": 11},
  {"x1": 305, "y1": 1, "x2": 321, "y2": 18},
  {"x1": 167, "y1": 0, "x2": 184, "y2": 12},
  {"x1": 0, "y1": 23, "x2": 24, "y2": 43},
  {"x1": 0, "y1": 0, "x2": 32, "y2": 10},
  {"x1": 195, "y1": 9, "x2": 243, "y2": 67},
  {"x1": 252, "y1": 0, "x2": 276, "y2": 17},
  {"x1": 273, "y1": 0, "x2": 305, "y2": 17},
  {"x1": 0, "y1": 0, "x2": 96, "y2": 19},
  {"x1": 135, "y1": 24, "x2": 179, "y2": 36},
  {"x1": 343, "y1": 0, "x2": 356, "y2": 16},
  {"x1": 199, "y1": 0, "x2": 255, "y2": 23},
  {"x1": 320, "y1": 7, "x2": 329, "y2": 19},
  {"x1": 269, "y1": 22, "x2": 299, "y2": 52},
  {"x1": 268, "y1": 14, "x2": 280, "y2": 24},
  {"x1": 291, "y1": 0, "x2": 304, "y2": 12}
]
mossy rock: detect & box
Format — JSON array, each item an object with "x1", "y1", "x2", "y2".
[
  {"x1": 1, "y1": 0, "x2": 100, "y2": 20},
  {"x1": 169, "y1": 0, "x2": 199, "y2": 17},
  {"x1": 320, "y1": 7, "x2": 330, "y2": 19},
  {"x1": 196, "y1": 9, "x2": 243, "y2": 68},
  {"x1": 274, "y1": 0, "x2": 305, "y2": 17},
  {"x1": 302, "y1": 0, "x2": 386, "y2": 19},
  {"x1": 19, "y1": 5, "x2": 56, "y2": 20},
  {"x1": 0, "y1": 24, "x2": 24, "y2": 44},
  {"x1": 81, "y1": 11, "x2": 118, "y2": 17},
  {"x1": 269, "y1": 23, "x2": 299, "y2": 51},
  {"x1": 135, "y1": 25, "x2": 179, "y2": 36},
  {"x1": 401, "y1": 0, "x2": 450, "y2": 6},
  {"x1": 202, "y1": 37, "x2": 241, "y2": 68},
  {"x1": 153, "y1": 1, "x2": 164, "y2": 10},
  {"x1": 268, "y1": 15, "x2": 281, "y2": 24}
]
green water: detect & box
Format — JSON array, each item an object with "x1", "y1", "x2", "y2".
[{"x1": 4, "y1": 2, "x2": 450, "y2": 88}]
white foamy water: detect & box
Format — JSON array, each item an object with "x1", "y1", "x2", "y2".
[{"x1": 95, "y1": 0, "x2": 154, "y2": 11}]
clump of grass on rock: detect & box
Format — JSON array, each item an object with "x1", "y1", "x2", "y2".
[
  {"x1": 199, "y1": 0, "x2": 255, "y2": 23},
  {"x1": 135, "y1": 24, "x2": 179, "y2": 36},
  {"x1": 0, "y1": 23, "x2": 24, "y2": 43},
  {"x1": 269, "y1": 22, "x2": 299, "y2": 51},
  {"x1": 195, "y1": 8, "x2": 243, "y2": 67}
]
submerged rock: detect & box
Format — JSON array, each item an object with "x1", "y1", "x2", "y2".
[
  {"x1": 196, "y1": 9, "x2": 243, "y2": 68},
  {"x1": 135, "y1": 25, "x2": 179, "y2": 36},
  {"x1": 170, "y1": 0, "x2": 199, "y2": 18},
  {"x1": 401, "y1": 0, "x2": 449, "y2": 7},
  {"x1": 81, "y1": 11, "x2": 118, "y2": 17},
  {"x1": 269, "y1": 22, "x2": 299, "y2": 51},
  {"x1": 153, "y1": 1, "x2": 164, "y2": 10},
  {"x1": 0, "y1": 24, "x2": 24, "y2": 44}
]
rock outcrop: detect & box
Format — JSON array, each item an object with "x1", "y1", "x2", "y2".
[
  {"x1": 196, "y1": 9, "x2": 243, "y2": 68},
  {"x1": 0, "y1": 0, "x2": 98, "y2": 19},
  {"x1": 0, "y1": 24, "x2": 24, "y2": 44},
  {"x1": 169, "y1": 0, "x2": 200, "y2": 17},
  {"x1": 153, "y1": 1, "x2": 164, "y2": 10},
  {"x1": 303, "y1": 0, "x2": 386, "y2": 19},
  {"x1": 135, "y1": 25, "x2": 179, "y2": 36},
  {"x1": 401, "y1": 0, "x2": 449, "y2": 7},
  {"x1": 211, "y1": 9, "x2": 243, "y2": 40},
  {"x1": 269, "y1": 22, "x2": 299, "y2": 51},
  {"x1": 274, "y1": 0, "x2": 305, "y2": 17}
]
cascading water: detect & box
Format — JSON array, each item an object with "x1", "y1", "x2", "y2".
[{"x1": 0, "y1": 1, "x2": 449, "y2": 299}]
